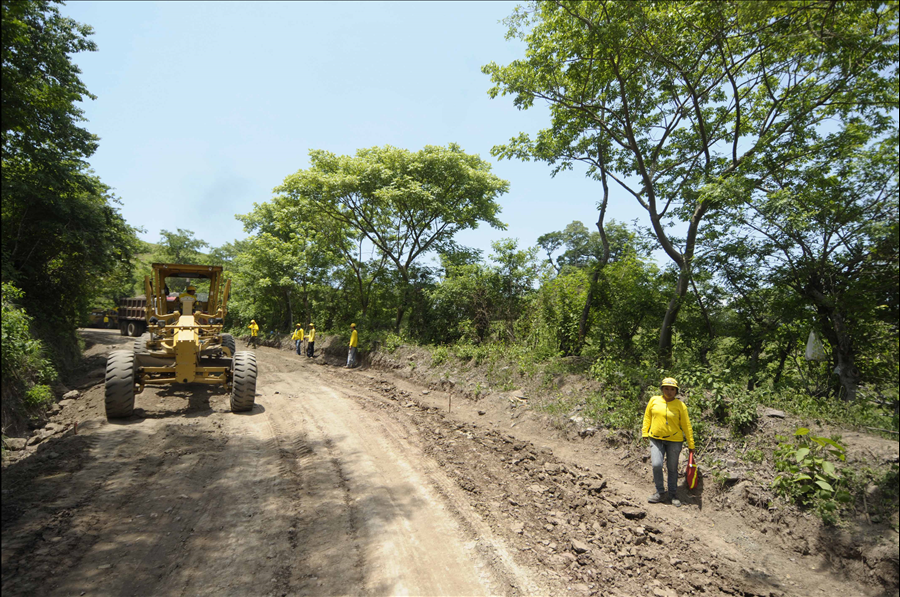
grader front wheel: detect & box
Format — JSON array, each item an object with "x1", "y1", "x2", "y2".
[
  {"x1": 230, "y1": 351, "x2": 257, "y2": 412},
  {"x1": 105, "y1": 350, "x2": 136, "y2": 419}
]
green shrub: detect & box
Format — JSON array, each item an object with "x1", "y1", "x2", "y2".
[
  {"x1": 383, "y1": 332, "x2": 404, "y2": 353},
  {"x1": 742, "y1": 448, "x2": 765, "y2": 463},
  {"x1": 431, "y1": 345, "x2": 449, "y2": 366},
  {"x1": 2, "y1": 283, "x2": 59, "y2": 427},
  {"x1": 772, "y1": 428, "x2": 851, "y2": 524},
  {"x1": 24, "y1": 384, "x2": 55, "y2": 408}
]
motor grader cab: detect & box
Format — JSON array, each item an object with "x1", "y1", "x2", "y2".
[{"x1": 104, "y1": 263, "x2": 257, "y2": 418}]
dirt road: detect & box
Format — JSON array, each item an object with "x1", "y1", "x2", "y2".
[{"x1": 2, "y1": 329, "x2": 895, "y2": 596}]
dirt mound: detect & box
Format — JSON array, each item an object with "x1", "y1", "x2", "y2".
[{"x1": 363, "y1": 347, "x2": 900, "y2": 595}]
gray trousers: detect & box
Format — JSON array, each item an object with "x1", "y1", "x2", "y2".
[
  {"x1": 347, "y1": 347, "x2": 358, "y2": 367},
  {"x1": 650, "y1": 438, "x2": 683, "y2": 497}
]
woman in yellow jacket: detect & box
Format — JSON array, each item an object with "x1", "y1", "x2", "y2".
[
  {"x1": 291, "y1": 323, "x2": 304, "y2": 355},
  {"x1": 346, "y1": 323, "x2": 358, "y2": 368},
  {"x1": 642, "y1": 377, "x2": 695, "y2": 507}
]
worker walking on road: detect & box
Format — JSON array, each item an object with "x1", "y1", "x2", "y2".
[
  {"x1": 346, "y1": 323, "x2": 359, "y2": 368},
  {"x1": 291, "y1": 323, "x2": 305, "y2": 355},
  {"x1": 248, "y1": 319, "x2": 259, "y2": 348},
  {"x1": 306, "y1": 323, "x2": 316, "y2": 358},
  {"x1": 642, "y1": 377, "x2": 695, "y2": 507}
]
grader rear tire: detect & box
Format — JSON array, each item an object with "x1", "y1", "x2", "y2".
[
  {"x1": 134, "y1": 332, "x2": 151, "y2": 355},
  {"x1": 220, "y1": 333, "x2": 236, "y2": 357},
  {"x1": 105, "y1": 350, "x2": 136, "y2": 419},
  {"x1": 230, "y1": 351, "x2": 257, "y2": 413}
]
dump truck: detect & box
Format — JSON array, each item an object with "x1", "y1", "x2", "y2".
[{"x1": 104, "y1": 263, "x2": 257, "y2": 418}]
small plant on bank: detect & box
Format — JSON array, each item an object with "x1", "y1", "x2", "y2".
[
  {"x1": 430, "y1": 345, "x2": 449, "y2": 366},
  {"x1": 383, "y1": 333, "x2": 404, "y2": 353},
  {"x1": 742, "y1": 448, "x2": 765, "y2": 464},
  {"x1": 772, "y1": 427, "x2": 852, "y2": 524}
]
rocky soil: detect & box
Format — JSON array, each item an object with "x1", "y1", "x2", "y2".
[{"x1": 1, "y1": 329, "x2": 897, "y2": 596}]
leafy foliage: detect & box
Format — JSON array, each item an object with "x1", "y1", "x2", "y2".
[
  {"x1": 1, "y1": 283, "x2": 57, "y2": 429},
  {"x1": 772, "y1": 428, "x2": 852, "y2": 524},
  {"x1": 484, "y1": 0, "x2": 898, "y2": 367},
  {"x1": 2, "y1": 0, "x2": 141, "y2": 374}
]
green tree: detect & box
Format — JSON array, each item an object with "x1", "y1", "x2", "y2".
[
  {"x1": 2, "y1": 0, "x2": 140, "y2": 373},
  {"x1": 491, "y1": 238, "x2": 539, "y2": 341},
  {"x1": 275, "y1": 144, "x2": 510, "y2": 332},
  {"x1": 2, "y1": 0, "x2": 97, "y2": 177},
  {"x1": 713, "y1": 132, "x2": 899, "y2": 401},
  {"x1": 484, "y1": 0, "x2": 898, "y2": 366},
  {"x1": 154, "y1": 228, "x2": 209, "y2": 264}
]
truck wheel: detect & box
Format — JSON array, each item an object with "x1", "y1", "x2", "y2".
[
  {"x1": 105, "y1": 350, "x2": 136, "y2": 419},
  {"x1": 120, "y1": 322, "x2": 128, "y2": 336},
  {"x1": 134, "y1": 333, "x2": 151, "y2": 354},
  {"x1": 220, "y1": 333, "x2": 236, "y2": 357},
  {"x1": 126, "y1": 321, "x2": 141, "y2": 337},
  {"x1": 230, "y1": 351, "x2": 257, "y2": 413}
]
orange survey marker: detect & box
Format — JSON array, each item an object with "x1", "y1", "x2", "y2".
[{"x1": 685, "y1": 452, "x2": 699, "y2": 489}]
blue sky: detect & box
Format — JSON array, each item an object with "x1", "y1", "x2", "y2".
[{"x1": 60, "y1": 1, "x2": 643, "y2": 261}]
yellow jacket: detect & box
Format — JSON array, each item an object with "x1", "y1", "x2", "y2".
[
  {"x1": 308, "y1": 328, "x2": 316, "y2": 342},
  {"x1": 349, "y1": 329, "x2": 358, "y2": 347},
  {"x1": 642, "y1": 395, "x2": 695, "y2": 449},
  {"x1": 248, "y1": 322, "x2": 259, "y2": 336},
  {"x1": 291, "y1": 329, "x2": 304, "y2": 341}
]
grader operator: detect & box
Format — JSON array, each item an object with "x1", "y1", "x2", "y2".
[{"x1": 104, "y1": 263, "x2": 257, "y2": 418}]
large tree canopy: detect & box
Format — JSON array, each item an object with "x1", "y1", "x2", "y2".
[
  {"x1": 484, "y1": 0, "x2": 898, "y2": 365},
  {"x1": 275, "y1": 144, "x2": 510, "y2": 330},
  {"x1": 1, "y1": 0, "x2": 98, "y2": 179},
  {"x1": 1, "y1": 0, "x2": 140, "y2": 372}
]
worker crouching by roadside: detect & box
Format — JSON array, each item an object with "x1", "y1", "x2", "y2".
[
  {"x1": 346, "y1": 323, "x2": 358, "y2": 368},
  {"x1": 641, "y1": 377, "x2": 695, "y2": 507}
]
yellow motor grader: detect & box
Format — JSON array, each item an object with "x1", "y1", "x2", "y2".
[{"x1": 104, "y1": 263, "x2": 257, "y2": 418}]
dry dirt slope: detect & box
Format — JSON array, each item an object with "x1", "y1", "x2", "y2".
[{"x1": 1, "y1": 328, "x2": 897, "y2": 597}]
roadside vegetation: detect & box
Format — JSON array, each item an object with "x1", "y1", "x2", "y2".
[{"x1": 3, "y1": 0, "x2": 897, "y2": 528}]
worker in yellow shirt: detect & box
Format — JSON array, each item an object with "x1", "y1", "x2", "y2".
[
  {"x1": 642, "y1": 377, "x2": 695, "y2": 507},
  {"x1": 290, "y1": 323, "x2": 305, "y2": 355},
  {"x1": 248, "y1": 319, "x2": 259, "y2": 348},
  {"x1": 306, "y1": 323, "x2": 316, "y2": 358},
  {"x1": 346, "y1": 323, "x2": 359, "y2": 368}
]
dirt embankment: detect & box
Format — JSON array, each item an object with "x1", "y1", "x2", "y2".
[{"x1": 1, "y1": 329, "x2": 898, "y2": 597}]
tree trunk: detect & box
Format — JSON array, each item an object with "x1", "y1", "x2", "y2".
[
  {"x1": 690, "y1": 276, "x2": 715, "y2": 367},
  {"x1": 576, "y1": 164, "x2": 611, "y2": 355},
  {"x1": 829, "y1": 310, "x2": 861, "y2": 402},
  {"x1": 659, "y1": 266, "x2": 691, "y2": 367},
  {"x1": 747, "y1": 338, "x2": 762, "y2": 391},
  {"x1": 808, "y1": 286, "x2": 860, "y2": 402},
  {"x1": 285, "y1": 288, "x2": 293, "y2": 330},
  {"x1": 772, "y1": 338, "x2": 792, "y2": 385}
]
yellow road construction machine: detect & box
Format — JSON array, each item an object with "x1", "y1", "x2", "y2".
[{"x1": 104, "y1": 263, "x2": 257, "y2": 418}]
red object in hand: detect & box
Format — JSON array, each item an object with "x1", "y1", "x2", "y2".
[{"x1": 685, "y1": 451, "x2": 699, "y2": 489}]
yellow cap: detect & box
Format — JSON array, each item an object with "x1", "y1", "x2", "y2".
[
  {"x1": 296, "y1": 323, "x2": 301, "y2": 327},
  {"x1": 661, "y1": 377, "x2": 678, "y2": 389},
  {"x1": 351, "y1": 323, "x2": 356, "y2": 328}
]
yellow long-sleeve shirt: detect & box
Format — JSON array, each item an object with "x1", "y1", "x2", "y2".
[
  {"x1": 291, "y1": 329, "x2": 304, "y2": 341},
  {"x1": 349, "y1": 329, "x2": 358, "y2": 347},
  {"x1": 307, "y1": 328, "x2": 316, "y2": 342},
  {"x1": 248, "y1": 323, "x2": 259, "y2": 336},
  {"x1": 642, "y1": 395, "x2": 695, "y2": 450}
]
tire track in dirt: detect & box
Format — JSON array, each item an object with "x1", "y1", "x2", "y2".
[{"x1": 270, "y1": 352, "x2": 546, "y2": 596}]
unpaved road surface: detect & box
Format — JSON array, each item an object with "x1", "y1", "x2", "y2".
[{"x1": 2, "y1": 329, "x2": 896, "y2": 596}]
